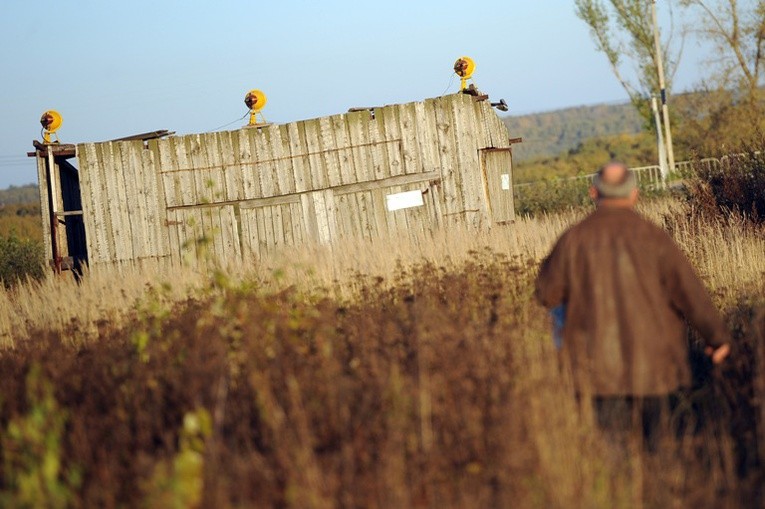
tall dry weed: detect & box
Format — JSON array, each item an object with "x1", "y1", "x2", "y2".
[{"x1": 0, "y1": 197, "x2": 763, "y2": 507}]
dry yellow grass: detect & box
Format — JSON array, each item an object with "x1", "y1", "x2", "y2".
[
  {"x1": 0, "y1": 196, "x2": 762, "y2": 507},
  {"x1": 1, "y1": 197, "x2": 763, "y2": 349}
]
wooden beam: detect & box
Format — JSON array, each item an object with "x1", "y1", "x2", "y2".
[
  {"x1": 29, "y1": 141, "x2": 77, "y2": 159},
  {"x1": 333, "y1": 170, "x2": 440, "y2": 196}
]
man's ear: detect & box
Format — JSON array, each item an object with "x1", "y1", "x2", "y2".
[{"x1": 589, "y1": 186, "x2": 598, "y2": 202}]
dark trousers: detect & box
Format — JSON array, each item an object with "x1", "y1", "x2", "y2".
[{"x1": 593, "y1": 395, "x2": 674, "y2": 452}]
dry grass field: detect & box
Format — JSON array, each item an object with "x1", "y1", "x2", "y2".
[{"x1": 0, "y1": 196, "x2": 763, "y2": 507}]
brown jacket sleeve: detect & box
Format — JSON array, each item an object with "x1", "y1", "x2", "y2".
[
  {"x1": 661, "y1": 238, "x2": 729, "y2": 348},
  {"x1": 535, "y1": 233, "x2": 571, "y2": 309}
]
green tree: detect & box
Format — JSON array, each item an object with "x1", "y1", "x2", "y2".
[
  {"x1": 574, "y1": 0, "x2": 681, "y2": 125},
  {"x1": 680, "y1": 0, "x2": 765, "y2": 101},
  {"x1": 674, "y1": 1, "x2": 765, "y2": 153},
  {"x1": 0, "y1": 233, "x2": 45, "y2": 289}
]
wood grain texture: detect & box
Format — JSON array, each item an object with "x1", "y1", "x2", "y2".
[
  {"x1": 35, "y1": 152, "x2": 53, "y2": 260},
  {"x1": 71, "y1": 94, "x2": 513, "y2": 268}
]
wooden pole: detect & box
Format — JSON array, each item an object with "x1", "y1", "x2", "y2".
[
  {"x1": 651, "y1": 95, "x2": 669, "y2": 181},
  {"x1": 651, "y1": 0, "x2": 676, "y2": 175}
]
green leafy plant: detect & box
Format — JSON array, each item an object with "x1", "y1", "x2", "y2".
[
  {"x1": 1, "y1": 365, "x2": 80, "y2": 509},
  {"x1": 0, "y1": 233, "x2": 45, "y2": 289},
  {"x1": 142, "y1": 408, "x2": 211, "y2": 509}
]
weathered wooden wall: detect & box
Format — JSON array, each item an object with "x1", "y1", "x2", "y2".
[{"x1": 74, "y1": 93, "x2": 513, "y2": 267}]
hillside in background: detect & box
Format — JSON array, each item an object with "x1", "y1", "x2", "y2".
[
  {"x1": 514, "y1": 132, "x2": 656, "y2": 182},
  {"x1": 503, "y1": 101, "x2": 645, "y2": 162}
]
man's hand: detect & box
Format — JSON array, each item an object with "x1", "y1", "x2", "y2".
[{"x1": 704, "y1": 343, "x2": 731, "y2": 365}]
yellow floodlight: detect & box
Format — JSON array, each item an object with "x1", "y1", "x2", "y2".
[
  {"x1": 244, "y1": 89, "x2": 268, "y2": 126},
  {"x1": 453, "y1": 56, "x2": 476, "y2": 91},
  {"x1": 40, "y1": 110, "x2": 63, "y2": 143}
]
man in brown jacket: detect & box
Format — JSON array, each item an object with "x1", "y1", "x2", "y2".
[{"x1": 535, "y1": 162, "x2": 730, "y2": 441}]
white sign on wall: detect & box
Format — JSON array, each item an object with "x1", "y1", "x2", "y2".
[
  {"x1": 501, "y1": 174, "x2": 511, "y2": 190},
  {"x1": 386, "y1": 190, "x2": 424, "y2": 211}
]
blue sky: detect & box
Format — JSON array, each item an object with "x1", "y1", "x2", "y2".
[{"x1": 0, "y1": 1, "x2": 708, "y2": 187}]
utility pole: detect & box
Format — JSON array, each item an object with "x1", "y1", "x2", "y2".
[
  {"x1": 651, "y1": 0, "x2": 675, "y2": 176},
  {"x1": 651, "y1": 95, "x2": 669, "y2": 182}
]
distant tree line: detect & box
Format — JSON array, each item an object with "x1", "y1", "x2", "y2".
[{"x1": 0, "y1": 184, "x2": 38, "y2": 206}]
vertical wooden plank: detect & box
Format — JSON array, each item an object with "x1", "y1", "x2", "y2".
[
  {"x1": 166, "y1": 209, "x2": 182, "y2": 264},
  {"x1": 289, "y1": 202, "x2": 305, "y2": 245},
  {"x1": 451, "y1": 94, "x2": 486, "y2": 227},
  {"x1": 260, "y1": 127, "x2": 283, "y2": 197},
  {"x1": 370, "y1": 187, "x2": 390, "y2": 237},
  {"x1": 347, "y1": 111, "x2": 374, "y2": 182},
  {"x1": 189, "y1": 134, "x2": 212, "y2": 204},
  {"x1": 239, "y1": 129, "x2": 262, "y2": 200},
  {"x1": 333, "y1": 193, "x2": 351, "y2": 238},
  {"x1": 99, "y1": 142, "x2": 123, "y2": 261},
  {"x1": 320, "y1": 116, "x2": 342, "y2": 187},
  {"x1": 299, "y1": 192, "x2": 320, "y2": 244},
  {"x1": 269, "y1": 125, "x2": 296, "y2": 195},
  {"x1": 211, "y1": 206, "x2": 227, "y2": 262},
  {"x1": 174, "y1": 137, "x2": 197, "y2": 207},
  {"x1": 312, "y1": 191, "x2": 331, "y2": 244},
  {"x1": 285, "y1": 122, "x2": 309, "y2": 193},
  {"x1": 123, "y1": 142, "x2": 148, "y2": 259},
  {"x1": 200, "y1": 206, "x2": 216, "y2": 262},
  {"x1": 256, "y1": 206, "x2": 269, "y2": 256},
  {"x1": 323, "y1": 189, "x2": 338, "y2": 242},
  {"x1": 303, "y1": 119, "x2": 328, "y2": 190},
  {"x1": 147, "y1": 139, "x2": 171, "y2": 258},
  {"x1": 378, "y1": 105, "x2": 404, "y2": 177},
  {"x1": 385, "y1": 185, "x2": 403, "y2": 234},
  {"x1": 250, "y1": 128, "x2": 276, "y2": 198},
  {"x1": 432, "y1": 96, "x2": 464, "y2": 219},
  {"x1": 356, "y1": 191, "x2": 374, "y2": 239},
  {"x1": 420, "y1": 99, "x2": 444, "y2": 174},
  {"x1": 195, "y1": 206, "x2": 210, "y2": 262},
  {"x1": 158, "y1": 137, "x2": 183, "y2": 208},
  {"x1": 426, "y1": 182, "x2": 443, "y2": 230},
  {"x1": 80, "y1": 143, "x2": 110, "y2": 264},
  {"x1": 239, "y1": 208, "x2": 259, "y2": 260},
  {"x1": 205, "y1": 132, "x2": 226, "y2": 203},
  {"x1": 220, "y1": 131, "x2": 244, "y2": 202},
  {"x1": 331, "y1": 114, "x2": 356, "y2": 185},
  {"x1": 472, "y1": 98, "x2": 494, "y2": 149},
  {"x1": 398, "y1": 102, "x2": 422, "y2": 175},
  {"x1": 215, "y1": 206, "x2": 232, "y2": 262},
  {"x1": 34, "y1": 153, "x2": 53, "y2": 260},
  {"x1": 271, "y1": 122, "x2": 302, "y2": 195},
  {"x1": 98, "y1": 143, "x2": 118, "y2": 262},
  {"x1": 181, "y1": 208, "x2": 202, "y2": 265},
  {"x1": 367, "y1": 109, "x2": 390, "y2": 180},
  {"x1": 280, "y1": 203, "x2": 294, "y2": 246},
  {"x1": 271, "y1": 203, "x2": 285, "y2": 248}
]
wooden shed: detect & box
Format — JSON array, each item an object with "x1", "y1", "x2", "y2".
[{"x1": 32, "y1": 93, "x2": 515, "y2": 271}]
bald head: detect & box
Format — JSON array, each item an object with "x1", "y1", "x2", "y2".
[{"x1": 589, "y1": 161, "x2": 638, "y2": 207}]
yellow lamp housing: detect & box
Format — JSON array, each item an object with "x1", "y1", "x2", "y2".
[
  {"x1": 244, "y1": 89, "x2": 268, "y2": 126},
  {"x1": 453, "y1": 56, "x2": 476, "y2": 91},
  {"x1": 40, "y1": 110, "x2": 63, "y2": 143}
]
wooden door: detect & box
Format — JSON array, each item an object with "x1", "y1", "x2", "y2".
[{"x1": 480, "y1": 149, "x2": 515, "y2": 224}]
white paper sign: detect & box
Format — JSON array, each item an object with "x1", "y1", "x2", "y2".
[
  {"x1": 386, "y1": 190, "x2": 424, "y2": 211},
  {"x1": 501, "y1": 174, "x2": 511, "y2": 190}
]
